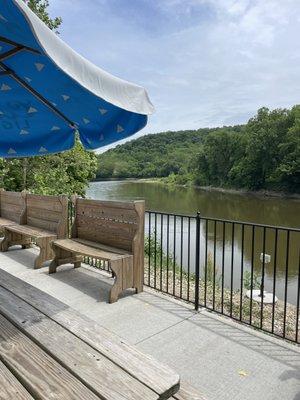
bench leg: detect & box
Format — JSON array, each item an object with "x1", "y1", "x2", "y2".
[
  {"x1": 34, "y1": 237, "x2": 55, "y2": 269},
  {"x1": 1, "y1": 230, "x2": 31, "y2": 252},
  {"x1": 49, "y1": 246, "x2": 82, "y2": 274},
  {"x1": 109, "y1": 259, "x2": 123, "y2": 303},
  {"x1": 109, "y1": 256, "x2": 134, "y2": 303}
]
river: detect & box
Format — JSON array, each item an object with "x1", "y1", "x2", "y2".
[{"x1": 87, "y1": 180, "x2": 300, "y2": 305}]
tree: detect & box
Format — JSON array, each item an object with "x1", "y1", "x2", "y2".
[
  {"x1": 25, "y1": 0, "x2": 62, "y2": 32},
  {"x1": 0, "y1": 1, "x2": 98, "y2": 196}
]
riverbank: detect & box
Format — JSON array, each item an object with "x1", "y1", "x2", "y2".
[
  {"x1": 135, "y1": 178, "x2": 300, "y2": 200},
  {"x1": 92, "y1": 177, "x2": 299, "y2": 199}
]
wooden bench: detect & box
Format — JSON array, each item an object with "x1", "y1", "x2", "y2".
[
  {"x1": 1, "y1": 194, "x2": 68, "y2": 269},
  {"x1": 0, "y1": 189, "x2": 26, "y2": 233},
  {"x1": 49, "y1": 198, "x2": 145, "y2": 303}
]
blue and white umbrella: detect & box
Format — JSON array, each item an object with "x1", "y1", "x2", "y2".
[{"x1": 0, "y1": 0, "x2": 154, "y2": 157}]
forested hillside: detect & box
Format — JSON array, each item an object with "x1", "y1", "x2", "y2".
[{"x1": 97, "y1": 106, "x2": 300, "y2": 193}]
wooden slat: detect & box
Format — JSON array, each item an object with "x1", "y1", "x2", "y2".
[
  {"x1": 1, "y1": 192, "x2": 24, "y2": 206},
  {"x1": 5, "y1": 224, "x2": 56, "y2": 238},
  {"x1": 0, "y1": 315, "x2": 100, "y2": 400},
  {"x1": 0, "y1": 360, "x2": 34, "y2": 400},
  {"x1": 77, "y1": 198, "x2": 138, "y2": 211},
  {"x1": 54, "y1": 238, "x2": 123, "y2": 261},
  {"x1": 77, "y1": 227, "x2": 133, "y2": 251},
  {"x1": 26, "y1": 217, "x2": 58, "y2": 233},
  {"x1": 27, "y1": 208, "x2": 61, "y2": 223},
  {"x1": 73, "y1": 238, "x2": 131, "y2": 255},
  {"x1": 76, "y1": 207, "x2": 138, "y2": 224},
  {"x1": 0, "y1": 286, "x2": 159, "y2": 400},
  {"x1": 0, "y1": 217, "x2": 17, "y2": 227},
  {"x1": 0, "y1": 270, "x2": 180, "y2": 399},
  {"x1": 1, "y1": 203, "x2": 22, "y2": 215},
  {"x1": 171, "y1": 382, "x2": 206, "y2": 400},
  {"x1": 27, "y1": 195, "x2": 64, "y2": 212}
]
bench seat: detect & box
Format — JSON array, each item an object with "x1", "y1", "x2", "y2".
[
  {"x1": 52, "y1": 238, "x2": 131, "y2": 260},
  {"x1": 4, "y1": 223, "x2": 57, "y2": 238},
  {"x1": 50, "y1": 238, "x2": 134, "y2": 303},
  {"x1": 0, "y1": 217, "x2": 19, "y2": 228}
]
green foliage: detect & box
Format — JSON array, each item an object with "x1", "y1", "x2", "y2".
[
  {"x1": 243, "y1": 271, "x2": 261, "y2": 291},
  {"x1": 25, "y1": 0, "x2": 62, "y2": 32},
  {"x1": 1, "y1": 141, "x2": 97, "y2": 196},
  {"x1": 145, "y1": 230, "x2": 179, "y2": 271},
  {"x1": 97, "y1": 127, "x2": 237, "y2": 180},
  {"x1": 97, "y1": 106, "x2": 299, "y2": 193}
]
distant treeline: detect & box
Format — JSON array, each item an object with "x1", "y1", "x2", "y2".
[{"x1": 96, "y1": 106, "x2": 300, "y2": 193}]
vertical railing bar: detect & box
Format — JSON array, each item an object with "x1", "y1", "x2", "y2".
[
  {"x1": 195, "y1": 212, "x2": 200, "y2": 310},
  {"x1": 240, "y1": 224, "x2": 245, "y2": 321},
  {"x1": 148, "y1": 212, "x2": 151, "y2": 286},
  {"x1": 260, "y1": 226, "x2": 266, "y2": 330},
  {"x1": 221, "y1": 222, "x2": 225, "y2": 314},
  {"x1": 173, "y1": 215, "x2": 176, "y2": 296},
  {"x1": 230, "y1": 222, "x2": 235, "y2": 317},
  {"x1": 213, "y1": 220, "x2": 216, "y2": 310},
  {"x1": 187, "y1": 217, "x2": 191, "y2": 302},
  {"x1": 160, "y1": 213, "x2": 163, "y2": 291},
  {"x1": 166, "y1": 214, "x2": 170, "y2": 293},
  {"x1": 250, "y1": 225, "x2": 255, "y2": 325},
  {"x1": 180, "y1": 216, "x2": 183, "y2": 299},
  {"x1": 272, "y1": 228, "x2": 278, "y2": 334},
  {"x1": 154, "y1": 212, "x2": 157, "y2": 289},
  {"x1": 283, "y1": 230, "x2": 290, "y2": 338},
  {"x1": 295, "y1": 246, "x2": 300, "y2": 343},
  {"x1": 204, "y1": 219, "x2": 208, "y2": 308}
]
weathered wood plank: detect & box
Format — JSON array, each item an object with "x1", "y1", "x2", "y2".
[
  {"x1": 1, "y1": 191, "x2": 24, "y2": 206},
  {"x1": 73, "y1": 238, "x2": 131, "y2": 255},
  {"x1": 0, "y1": 270, "x2": 180, "y2": 399},
  {"x1": 53, "y1": 238, "x2": 123, "y2": 261},
  {"x1": 0, "y1": 191, "x2": 26, "y2": 224},
  {"x1": 0, "y1": 360, "x2": 34, "y2": 400},
  {"x1": 171, "y1": 382, "x2": 206, "y2": 400},
  {"x1": 27, "y1": 207, "x2": 62, "y2": 222},
  {"x1": 0, "y1": 217, "x2": 18, "y2": 228},
  {"x1": 4, "y1": 224, "x2": 56, "y2": 238},
  {"x1": 27, "y1": 217, "x2": 58, "y2": 233},
  {"x1": 0, "y1": 286, "x2": 159, "y2": 400},
  {"x1": 0, "y1": 315, "x2": 100, "y2": 400},
  {"x1": 26, "y1": 194, "x2": 64, "y2": 212},
  {"x1": 77, "y1": 227, "x2": 133, "y2": 252}
]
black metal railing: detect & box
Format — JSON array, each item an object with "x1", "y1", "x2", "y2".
[
  {"x1": 145, "y1": 210, "x2": 300, "y2": 344},
  {"x1": 68, "y1": 201, "x2": 299, "y2": 343}
]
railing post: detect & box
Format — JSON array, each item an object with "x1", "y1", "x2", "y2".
[{"x1": 195, "y1": 212, "x2": 200, "y2": 311}]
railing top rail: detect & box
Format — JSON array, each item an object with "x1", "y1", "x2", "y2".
[{"x1": 146, "y1": 209, "x2": 300, "y2": 232}]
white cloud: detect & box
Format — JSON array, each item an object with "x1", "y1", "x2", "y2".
[{"x1": 49, "y1": 0, "x2": 300, "y2": 149}]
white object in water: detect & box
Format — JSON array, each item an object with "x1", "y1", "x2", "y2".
[
  {"x1": 246, "y1": 289, "x2": 278, "y2": 304},
  {"x1": 260, "y1": 253, "x2": 271, "y2": 263}
]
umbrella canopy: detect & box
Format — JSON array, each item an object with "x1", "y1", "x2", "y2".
[{"x1": 0, "y1": 0, "x2": 154, "y2": 158}]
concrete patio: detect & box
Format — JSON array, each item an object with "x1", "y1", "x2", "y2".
[{"x1": 0, "y1": 246, "x2": 299, "y2": 400}]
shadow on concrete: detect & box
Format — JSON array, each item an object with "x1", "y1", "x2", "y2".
[
  {"x1": 137, "y1": 292, "x2": 300, "y2": 372},
  {"x1": 48, "y1": 266, "x2": 136, "y2": 303}
]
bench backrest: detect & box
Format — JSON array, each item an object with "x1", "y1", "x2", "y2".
[
  {"x1": 26, "y1": 194, "x2": 68, "y2": 238},
  {"x1": 0, "y1": 189, "x2": 26, "y2": 223},
  {"x1": 72, "y1": 198, "x2": 145, "y2": 253}
]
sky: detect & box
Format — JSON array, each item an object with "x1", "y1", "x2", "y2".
[{"x1": 48, "y1": 0, "x2": 300, "y2": 148}]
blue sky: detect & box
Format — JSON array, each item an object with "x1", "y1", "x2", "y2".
[{"x1": 49, "y1": 0, "x2": 300, "y2": 146}]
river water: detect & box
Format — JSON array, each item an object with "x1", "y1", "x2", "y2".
[{"x1": 87, "y1": 180, "x2": 300, "y2": 304}]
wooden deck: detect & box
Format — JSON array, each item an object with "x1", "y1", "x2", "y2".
[{"x1": 0, "y1": 269, "x2": 204, "y2": 400}]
